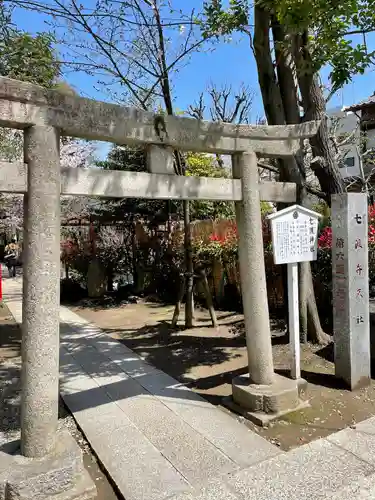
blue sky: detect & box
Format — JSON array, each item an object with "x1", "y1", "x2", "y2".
[{"x1": 11, "y1": 2, "x2": 375, "y2": 132}]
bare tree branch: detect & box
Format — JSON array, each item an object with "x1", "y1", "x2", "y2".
[
  {"x1": 7, "y1": 0, "x2": 207, "y2": 108},
  {"x1": 186, "y1": 93, "x2": 205, "y2": 120}
]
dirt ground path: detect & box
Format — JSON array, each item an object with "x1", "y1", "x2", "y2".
[
  {"x1": 0, "y1": 302, "x2": 119, "y2": 500},
  {"x1": 74, "y1": 300, "x2": 375, "y2": 451}
]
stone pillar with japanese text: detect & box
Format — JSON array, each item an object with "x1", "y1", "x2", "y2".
[{"x1": 332, "y1": 193, "x2": 370, "y2": 390}]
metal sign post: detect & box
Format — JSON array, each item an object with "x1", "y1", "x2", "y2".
[{"x1": 268, "y1": 205, "x2": 321, "y2": 380}]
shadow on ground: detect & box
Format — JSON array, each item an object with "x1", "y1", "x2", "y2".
[
  {"x1": 71, "y1": 300, "x2": 375, "y2": 451},
  {"x1": 0, "y1": 301, "x2": 120, "y2": 500},
  {"x1": 91, "y1": 311, "x2": 288, "y2": 396},
  {"x1": 0, "y1": 308, "x2": 22, "y2": 437},
  {"x1": 102, "y1": 322, "x2": 245, "y2": 386}
]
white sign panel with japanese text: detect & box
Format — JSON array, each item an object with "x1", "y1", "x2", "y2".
[
  {"x1": 268, "y1": 205, "x2": 320, "y2": 265},
  {"x1": 268, "y1": 205, "x2": 321, "y2": 380}
]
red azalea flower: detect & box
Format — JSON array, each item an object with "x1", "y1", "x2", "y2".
[
  {"x1": 318, "y1": 227, "x2": 332, "y2": 248},
  {"x1": 209, "y1": 234, "x2": 220, "y2": 242}
]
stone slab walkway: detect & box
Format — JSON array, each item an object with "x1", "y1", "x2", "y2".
[{"x1": 3, "y1": 273, "x2": 375, "y2": 500}]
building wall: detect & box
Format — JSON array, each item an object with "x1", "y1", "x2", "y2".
[
  {"x1": 366, "y1": 128, "x2": 375, "y2": 150},
  {"x1": 327, "y1": 108, "x2": 361, "y2": 178},
  {"x1": 358, "y1": 106, "x2": 375, "y2": 175}
]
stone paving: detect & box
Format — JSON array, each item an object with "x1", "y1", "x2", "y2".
[{"x1": 3, "y1": 274, "x2": 375, "y2": 500}]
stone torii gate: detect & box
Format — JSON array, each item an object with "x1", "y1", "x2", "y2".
[{"x1": 0, "y1": 76, "x2": 319, "y2": 499}]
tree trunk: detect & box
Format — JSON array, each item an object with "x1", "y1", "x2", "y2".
[
  {"x1": 299, "y1": 261, "x2": 308, "y2": 343},
  {"x1": 303, "y1": 262, "x2": 332, "y2": 345},
  {"x1": 299, "y1": 261, "x2": 331, "y2": 344},
  {"x1": 253, "y1": 5, "x2": 328, "y2": 344},
  {"x1": 272, "y1": 19, "x2": 307, "y2": 185},
  {"x1": 294, "y1": 32, "x2": 345, "y2": 198},
  {"x1": 272, "y1": 18, "x2": 300, "y2": 125},
  {"x1": 296, "y1": 183, "x2": 330, "y2": 343},
  {"x1": 290, "y1": 31, "x2": 344, "y2": 343},
  {"x1": 254, "y1": 7, "x2": 285, "y2": 127},
  {"x1": 153, "y1": 0, "x2": 194, "y2": 329},
  {"x1": 199, "y1": 268, "x2": 218, "y2": 327},
  {"x1": 107, "y1": 266, "x2": 114, "y2": 292},
  {"x1": 171, "y1": 274, "x2": 185, "y2": 328},
  {"x1": 273, "y1": 26, "x2": 332, "y2": 344},
  {"x1": 305, "y1": 78, "x2": 344, "y2": 196}
]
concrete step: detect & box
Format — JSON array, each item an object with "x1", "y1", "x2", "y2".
[
  {"x1": 59, "y1": 331, "x2": 280, "y2": 499},
  {"x1": 60, "y1": 349, "x2": 192, "y2": 500},
  {"x1": 60, "y1": 348, "x2": 238, "y2": 487},
  {"x1": 223, "y1": 433, "x2": 375, "y2": 500},
  {"x1": 59, "y1": 307, "x2": 281, "y2": 472},
  {"x1": 169, "y1": 428, "x2": 375, "y2": 500},
  {"x1": 6, "y1": 276, "x2": 375, "y2": 500},
  {"x1": 327, "y1": 472, "x2": 375, "y2": 500},
  {"x1": 59, "y1": 335, "x2": 375, "y2": 500},
  {"x1": 324, "y1": 422, "x2": 375, "y2": 499}
]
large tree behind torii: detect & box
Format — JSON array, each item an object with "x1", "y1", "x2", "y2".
[{"x1": 203, "y1": 0, "x2": 375, "y2": 343}]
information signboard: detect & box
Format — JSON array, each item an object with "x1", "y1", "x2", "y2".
[
  {"x1": 267, "y1": 205, "x2": 321, "y2": 379},
  {"x1": 268, "y1": 205, "x2": 320, "y2": 265}
]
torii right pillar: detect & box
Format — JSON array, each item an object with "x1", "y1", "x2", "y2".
[{"x1": 230, "y1": 151, "x2": 305, "y2": 426}]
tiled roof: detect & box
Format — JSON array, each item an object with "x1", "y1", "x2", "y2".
[{"x1": 344, "y1": 93, "x2": 375, "y2": 112}]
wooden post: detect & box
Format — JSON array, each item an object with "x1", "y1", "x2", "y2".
[
  {"x1": 171, "y1": 274, "x2": 185, "y2": 328},
  {"x1": 199, "y1": 269, "x2": 218, "y2": 328}
]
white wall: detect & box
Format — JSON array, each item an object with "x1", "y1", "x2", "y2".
[
  {"x1": 327, "y1": 108, "x2": 361, "y2": 179},
  {"x1": 366, "y1": 128, "x2": 375, "y2": 150}
]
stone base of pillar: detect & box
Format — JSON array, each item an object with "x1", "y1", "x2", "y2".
[
  {"x1": 0, "y1": 427, "x2": 96, "y2": 500},
  {"x1": 228, "y1": 373, "x2": 309, "y2": 427}
]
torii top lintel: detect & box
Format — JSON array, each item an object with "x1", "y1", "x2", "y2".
[{"x1": 0, "y1": 77, "x2": 320, "y2": 158}]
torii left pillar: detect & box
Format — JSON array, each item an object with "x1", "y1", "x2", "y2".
[
  {"x1": 0, "y1": 124, "x2": 97, "y2": 499},
  {"x1": 22, "y1": 125, "x2": 61, "y2": 457}
]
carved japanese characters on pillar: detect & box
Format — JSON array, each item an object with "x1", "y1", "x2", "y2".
[{"x1": 332, "y1": 193, "x2": 370, "y2": 390}]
